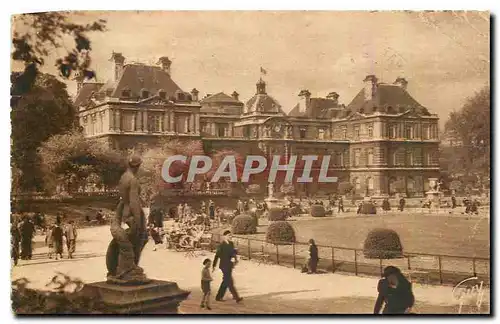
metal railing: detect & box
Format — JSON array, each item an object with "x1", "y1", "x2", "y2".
[{"x1": 206, "y1": 233, "x2": 490, "y2": 286}]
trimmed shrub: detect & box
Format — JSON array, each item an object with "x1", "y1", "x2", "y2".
[
  {"x1": 363, "y1": 228, "x2": 403, "y2": 259},
  {"x1": 310, "y1": 204, "x2": 326, "y2": 217},
  {"x1": 266, "y1": 221, "x2": 296, "y2": 245},
  {"x1": 359, "y1": 202, "x2": 377, "y2": 214},
  {"x1": 231, "y1": 214, "x2": 257, "y2": 235},
  {"x1": 267, "y1": 207, "x2": 287, "y2": 221}
]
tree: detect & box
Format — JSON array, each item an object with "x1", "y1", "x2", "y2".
[
  {"x1": 11, "y1": 12, "x2": 106, "y2": 97},
  {"x1": 11, "y1": 73, "x2": 77, "y2": 191},
  {"x1": 141, "y1": 139, "x2": 205, "y2": 198},
  {"x1": 443, "y1": 86, "x2": 490, "y2": 185},
  {"x1": 38, "y1": 130, "x2": 125, "y2": 193}
]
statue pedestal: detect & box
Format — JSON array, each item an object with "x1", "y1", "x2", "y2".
[
  {"x1": 425, "y1": 190, "x2": 442, "y2": 211},
  {"x1": 82, "y1": 280, "x2": 190, "y2": 314}
]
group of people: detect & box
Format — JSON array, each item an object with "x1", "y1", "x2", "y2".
[
  {"x1": 45, "y1": 219, "x2": 78, "y2": 260},
  {"x1": 10, "y1": 213, "x2": 78, "y2": 265},
  {"x1": 199, "y1": 230, "x2": 414, "y2": 314}
]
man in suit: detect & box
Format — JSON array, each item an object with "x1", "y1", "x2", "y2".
[{"x1": 212, "y1": 230, "x2": 243, "y2": 303}]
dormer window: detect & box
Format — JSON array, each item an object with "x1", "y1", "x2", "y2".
[
  {"x1": 105, "y1": 89, "x2": 113, "y2": 97},
  {"x1": 176, "y1": 92, "x2": 186, "y2": 101},
  {"x1": 141, "y1": 89, "x2": 149, "y2": 99},
  {"x1": 122, "y1": 89, "x2": 131, "y2": 98},
  {"x1": 158, "y1": 90, "x2": 167, "y2": 100},
  {"x1": 299, "y1": 127, "x2": 307, "y2": 139}
]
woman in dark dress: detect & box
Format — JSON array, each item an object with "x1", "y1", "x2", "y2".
[
  {"x1": 374, "y1": 266, "x2": 415, "y2": 314},
  {"x1": 307, "y1": 239, "x2": 319, "y2": 274}
]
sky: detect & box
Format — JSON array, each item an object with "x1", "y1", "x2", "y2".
[{"x1": 12, "y1": 11, "x2": 490, "y2": 127}]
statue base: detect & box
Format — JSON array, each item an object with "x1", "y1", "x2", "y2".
[{"x1": 82, "y1": 279, "x2": 190, "y2": 314}]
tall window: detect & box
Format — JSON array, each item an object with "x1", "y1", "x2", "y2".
[
  {"x1": 353, "y1": 125, "x2": 360, "y2": 139},
  {"x1": 318, "y1": 128, "x2": 325, "y2": 140},
  {"x1": 408, "y1": 149, "x2": 414, "y2": 166},
  {"x1": 121, "y1": 112, "x2": 135, "y2": 132},
  {"x1": 337, "y1": 152, "x2": 344, "y2": 167},
  {"x1": 354, "y1": 178, "x2": 361, "y2": 191},
  {"x1": 389, "y1": 124, "x2": 397, "y2": 139},
  {"x1": 367, "y1": 123, "x2": 374, "y2": 138},
  {"x1": 217, "y1": 124, "x2": 228, "y2": 137},
  {"x1": 354, "y1": 149, "x2": 361, "y2": 167},
  {"x1": 392, "y1": 151, "x2": 398, "y2": 166},
  {"x1": 422, "y1": 124, "x2": 429, "y2": 139},
  {"x1": 367, "y1": 177, "x2": 374, "y2": 191},
  {"x1": 367, "y1": 149, "x2": 374, "y2": 165},
  {"x1": 405, "y1": 124, "x2": 414, "y2": 139},
  {"x1": 150, "y1": 114, "x2": 162, "y2": 132},
  {"x1": 341, "y1": 126, "x2": 347, "y2": 140}
]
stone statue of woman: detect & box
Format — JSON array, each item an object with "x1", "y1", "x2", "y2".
[{"x1": 106, "y1": 155, "x2": 151, "y2": 285}]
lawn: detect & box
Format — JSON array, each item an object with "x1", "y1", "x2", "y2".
[
  {"x1": 282, "y1": 214, "x2": 490, "y2": 258},
  {"x1": 221, "y1": 213, "x2": 490, "y2": 283}
]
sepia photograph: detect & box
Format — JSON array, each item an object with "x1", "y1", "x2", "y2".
[{"x1": 9, "y1": 10, "x2": 490, "y2": 315}]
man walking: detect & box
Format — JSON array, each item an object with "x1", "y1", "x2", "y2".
[
  {"x1": 212, "y1": 230, "x2": 243, "y2": 303},
  {"x1": 64, "y1": 220, "x2": 77, "y2": 259},
  {"x1": 337, "y1": 196, "x2": 344, "y2": 213}
]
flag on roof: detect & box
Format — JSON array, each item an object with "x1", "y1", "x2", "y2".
[{"x1": 260, "y1": 67, "x2": 267, "y2": 75}]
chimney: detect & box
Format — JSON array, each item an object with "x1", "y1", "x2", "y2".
[
  {"x1": 394, "y1": 77, "x2": 408, "y2": 90},
  {"x1": 191, "y1": 88, "x2": 199, "y2": 101},
  {"x1": 109, "y1": 52, "x2": 125, "y2": 82},
  {"x1": 231, "y1": 91, "x2": 239, "y2": 101},
  {"x1": 298, "y1": 89, "x2": 311, "y2": 114},
  {"x1": 74, "y1": 72, "x2": 85, "y2": 94},
  {"x1": 157, "y1": 57, "x2": 172, "y2": 75},
  {"x1": 326, "y1": 92, "x2": 340, "y2": 105},
  {"x1": 363, "y1": 75, "x2": 378, "y2": 101}
]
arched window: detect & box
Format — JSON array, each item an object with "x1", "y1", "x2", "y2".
[{"x1": 367, "y1": 177, "x2": 374, "y2": 190}]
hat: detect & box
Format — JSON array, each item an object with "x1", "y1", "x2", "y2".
[{"x1": 128, "y1": 155, "x2": 142, "y2": 167}]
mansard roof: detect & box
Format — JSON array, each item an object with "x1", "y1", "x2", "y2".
[{"x1": 346, "y1": 83, "x2": 430, "y2": 116}]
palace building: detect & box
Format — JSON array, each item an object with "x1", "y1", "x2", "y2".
[{"x1": 75, "y1": 53, "x2": 440, "y2": 198}]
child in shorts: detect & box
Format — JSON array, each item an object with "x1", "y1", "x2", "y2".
[{"x1": 201, "y1": 258, "x2": 213, "y2": 310}]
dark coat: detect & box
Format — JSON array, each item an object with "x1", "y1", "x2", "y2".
[
  {"x1": 213, "y1": 241, "x2": 237, "y2": 270},
  {"x1": 309, "y1": 244, "x2": 319, "y2": 261},
  {"x1": 374, "y1": 276, "x2": 415, "y2": 314}
]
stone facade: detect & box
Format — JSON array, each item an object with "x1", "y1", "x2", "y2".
[{"x1": 76, "y1": 53, "x2": 440, "y2": 197}]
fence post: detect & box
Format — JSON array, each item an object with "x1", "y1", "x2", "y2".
[
  {"x1": 472, "y1": 258, "x2": 476, "y2": 277},
  {"x1": 276, "y1": 244, "x2": 280, "y2": 265},
  {"x1": 354, "y1": 249, "x2": 358, "y2": 276},
  {"x1": 247, "y1": 239, "x2": 251, "y2": 260},
  {"x1": 438, "y1": 256, "x2": 443, "y2": 284},
  {"x1": 331, "y1": 247, "x2": 335, "y2": 273},
  {"x1": 379, "y1": 258, "x2": 383, "y2": 277},
  {"x1": 293, "y1": 243, "x2": 296, "y2": 269},
  {"x1": 407, "y1": 255, "x2": 411, "y2": 270}
]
